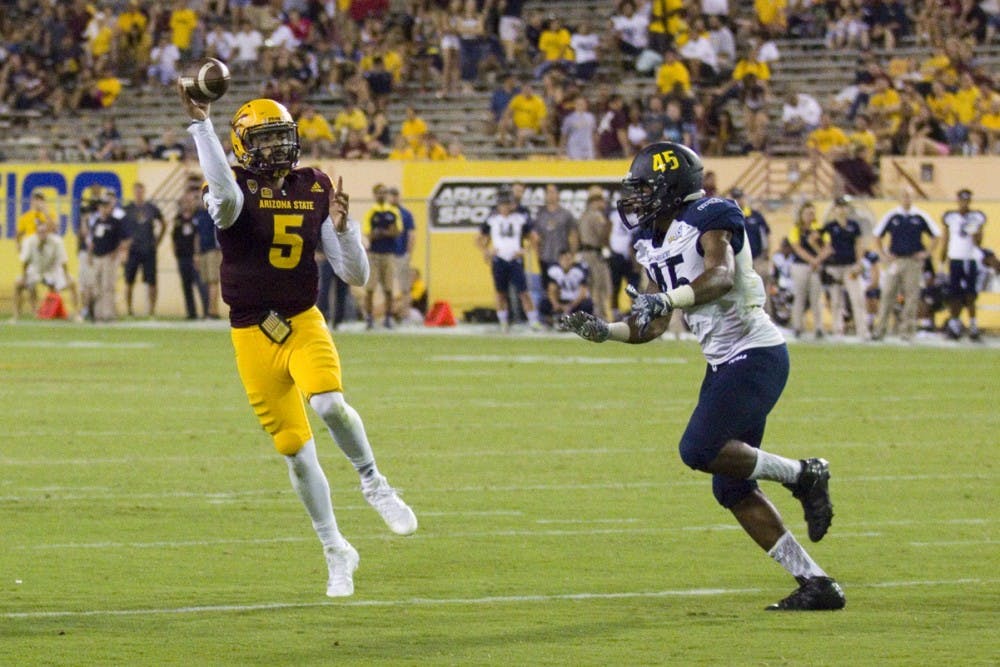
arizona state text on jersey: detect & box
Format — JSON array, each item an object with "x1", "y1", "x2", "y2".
[{"x1": 218, "y1": 166, "x2": 331, "y2": 326}]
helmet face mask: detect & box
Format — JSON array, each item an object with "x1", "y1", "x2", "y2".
[
  {"x1": 242, "y1": 124, "x2": 299, "y2": 175},
  {"x1": 617, "y1": 142, "x2": 705, "y2": 231},
  {"x1": 231, "y1": 99, "x2": 300, "y2": 178}
]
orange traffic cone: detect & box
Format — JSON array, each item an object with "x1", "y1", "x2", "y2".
[
  {"x1": 37, "y1": 291, "x2": 68, "y2": 319},
  {"x1": 424, "y1": 301, "x2": 456, "y2": 327}
]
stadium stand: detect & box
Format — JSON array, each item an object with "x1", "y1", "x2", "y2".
[{"x1": 1, "y1": 0, "x2": 999, "y2": 164}]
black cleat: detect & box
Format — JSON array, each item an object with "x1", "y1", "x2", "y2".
[
  {"x1": 766, "y1": 576, "x2": 846, "y2": 611},
  {"x1": 784, "y1": 458, "x2": 833, "y2": 542}
]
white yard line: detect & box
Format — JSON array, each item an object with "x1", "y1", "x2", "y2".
[
  {"x1": 0, "y1": 473, "x2": 994, "y2": 502},
  {"x1": 10, "y1": 518, "x2": 992, "y2": 551},
  {"x1": 2, "y1": 578, "x2": 992, "y2": 620}
]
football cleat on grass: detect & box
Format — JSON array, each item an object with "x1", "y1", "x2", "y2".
[
  {"x1": 766, "y1": 576, "x2": 846, "y2": 611},
  {"x1": 325, "y1": 542, "x2": 359, "y2": 597},
  {"x1": 784, "y1": 458, "x2": 833, "y2": 542},
  {"x1": 363, "y1": 473, "x2": 418, "y2": 535}
]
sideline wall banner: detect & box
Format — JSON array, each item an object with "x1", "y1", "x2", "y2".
[
  {"x1": 405, "y1": 160, "x2": 641, "y2": 315},
  {"x1": 0, "y1": 163, "x2": 136, "y2": 239}
]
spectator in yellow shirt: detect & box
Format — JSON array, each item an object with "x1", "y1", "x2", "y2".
[
  {"x1": 297, "y1": 105, "x2": 336, "y2": 157},
  {"x1": 387, "y1": 135, "x2": 417, "y2": 161},
  {"x1": 655, "y1": 48, "x2": 691, "y2": 96},
  {"x1": 648, "y1": 0, "x2": 684, "y2": 52},
  {"x1": 951, "y1": 72, "x2": 981, "y2": 127},
  {"x1": 400, "y1": 106, "x2": 429, "y2": 150},
  {"x1": 926, "y1": 81, "x2": 955, "y2": 125},
  {"x1": 333, "y1": 100, "x2": 368, "y2": 143},
  {"x1": 755, "y1": 0, "x2": 788, "y2": 35},
  {"x1": 86, "y1": 11, "x2": 115, "y2": 70},
  {"x1": 95, "y1": 69, "x2": 123, "y2": 108},
  {"x1": 868, "y1": 76, "x2": 902, "y2": 130},
  {"x1": 918, "y1": 47, "x2": 953, "y2": 86},
  {"x1": 975, "y1": 97, "x2": 1000, "y2": 151},
  {"x1": 732, "y1": 55, "x2": 771, "y2": 84},
  {"x1": 534, "y1": 18, "x2": 574, "y2": 79},
  {"x1": 16, "y1": 192, "x2": 55, "y2": 250},
  {"x1": 169, "y1": 0, "x2": 199, "y2": 57},
  {"x1": 807, "y1": 113, "x2": 851, "y2": 158},
  {"x1": 499, "y1": 83, "x2": 548, "y2": 148},
  {"x1": 847, "y1": 114, "x2": 878, "y2": 162},
  {"x1": 117, "y1": 2, "x2": 147, "y2": 37},
  {"x1": 116, "y1": 1, "x2": 151, "y2": 73},
  {"x1": 425, "y1": 133, "x2": 449, "y2": 160}
]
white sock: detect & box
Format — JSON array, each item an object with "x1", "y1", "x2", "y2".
[
  {"x1": 497, "y1": 309, "x2": 509, "y2": 325},
  {"x1": 310, "y1": 391, "x2": 375, "y2": 471},
  {"x1": 749, "y1": 450, "x2": 802, "y2": 484},
  {"x1": 969, "y1": 317, "x2": 978, "y2": 330},
  {"x1": 526, "y1": 310, "x2": 539, "y2": 324},
  {"x1": 768, "y1": 531, "x2": 827, "y2": 580},
  {"x1": 285, "y1": 439, "x2": 347, "y2": 550}
]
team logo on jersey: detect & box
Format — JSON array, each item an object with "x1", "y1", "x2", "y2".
[
  {"x1": 261, "y1": 187, "x2": 273, "y2": 199},
  {"x1": 311, "y1": 182, "x2": 324, "y2": 193},
  {"x1": 247, "y1": 179, "x2": 258, "y2": 194}
]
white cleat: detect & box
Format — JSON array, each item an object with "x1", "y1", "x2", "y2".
[
  {"x1": 325, "y1": 542, "x2": 359, "y2": 597},
  {"x1": 362, "y1": 474, "x2": 418, "y2": 535}
]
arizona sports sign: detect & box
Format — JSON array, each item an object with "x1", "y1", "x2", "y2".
[{"x1": 427, "y1": 179, "x2": 622, "y2": 230}]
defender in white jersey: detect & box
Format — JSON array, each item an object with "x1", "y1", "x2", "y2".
[
  {"x1": 940, "y1": 189, "x2": 987, "y2": 340},
  {"x1": 562, "y1": 142, "x2": 845, "y2": 611}
]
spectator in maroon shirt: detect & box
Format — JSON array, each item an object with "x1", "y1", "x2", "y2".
[{"x1": 596, "y1": 94, "x2": 629, "y2": 158}]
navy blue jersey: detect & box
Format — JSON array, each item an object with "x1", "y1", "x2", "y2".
[
  {"x1": 90, "y1": 213, "x2": 127, "y2": 257},
  {"x1": 123, "y1": 202, "x2": 163, "y2": 255},
  {"x1": 821, "y1": 219, "x2": 863, "y2": 265},
  {"x1": 873, "y1": 206, "x2": 941, "y2": 257},
  {"x1": 394, "y1": 204, "x2": 415, "y2": 256},
  {"x1": 743, "y1": 208, "x2": 770, "y2": 259},
  {"x1": 195, "y1": 208, "x2": 218, "y2": 252}
]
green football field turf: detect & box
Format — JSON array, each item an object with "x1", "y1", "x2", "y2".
[{"x1": 1, "y1": 322, "x2": 997, "y2": 666}]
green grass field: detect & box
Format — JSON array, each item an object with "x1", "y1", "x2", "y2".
[{"x1": 1, "y1": 322, "x2": 997, "y2": 666}]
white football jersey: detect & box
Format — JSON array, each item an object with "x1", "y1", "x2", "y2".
[
  {"x1": 547, "y1": 262, "x2": 589, "y2": 302},
  {"x1": 482, "y1": 211, "x2": 532, "y2": 261},
  {"x1": 633, "y1": 197, "x2": 784, "y2": 365},
  {"x1": 942, "y1": 209, "x2": 987, "y2": 260}
]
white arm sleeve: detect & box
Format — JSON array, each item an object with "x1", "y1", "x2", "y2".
[
  {"x1": 186, "y1": 118, "x2": 244, "y2": 229},
  {"x1": 320, "y1": 217, "x2": 370, "y2": 286}
]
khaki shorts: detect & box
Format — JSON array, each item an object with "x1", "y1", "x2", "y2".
[
  {"x1": 24, "y1": 266, "x2": 71, "y2": 291},
  {"x1": 197, "y1": 249, "x2": 222, "y2": 284},
  {"x1": 230, "y1": 306, "x2": 342, "y2": 456},
  {"x1": 365, "y1": 252, "x2": 397, "y2": 294}
]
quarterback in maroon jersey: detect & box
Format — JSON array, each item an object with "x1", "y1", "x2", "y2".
[{"x1": 180, "y1": 84, "x2": 417, "y2": 598}]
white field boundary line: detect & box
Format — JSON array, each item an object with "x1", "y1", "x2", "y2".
[
  {"x1": 3, "y1": 578, "x2": 993, "y2": 620},
  {"x1": 0, "y1": 473, "x2": 993, "y2": 503},
  {"x1": 10, "y1": 517, "x2": 992, "y2": 551}
]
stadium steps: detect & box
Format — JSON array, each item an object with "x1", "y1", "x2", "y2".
[{"x1": 3, "y1": 11, "x2": 1000, "y2": 163}]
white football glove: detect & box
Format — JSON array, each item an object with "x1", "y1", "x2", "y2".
[
  {"x1": 626, "y1": 285, "x2": 674, "y2": 335},
  {"x1": 558, "y1": 311, "x2": 610, "y2": 343}
]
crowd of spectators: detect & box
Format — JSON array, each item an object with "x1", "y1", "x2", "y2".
[{"x1": 1, "y1": 0, "x2": 999, "y2": 164}]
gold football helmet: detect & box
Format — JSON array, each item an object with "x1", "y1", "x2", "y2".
[{"x1": 230, "y1": 98, "x2": 300, "y2": 177}]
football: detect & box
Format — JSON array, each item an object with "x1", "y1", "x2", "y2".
[{"x1": 180, "y1": 57, "x2": 231, "y2": 104}]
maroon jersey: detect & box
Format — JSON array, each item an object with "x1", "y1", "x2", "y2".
[{"x1": 218, "y1": 166, "x2": 332, "y2": 327}]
